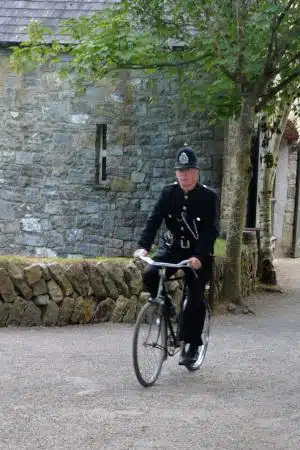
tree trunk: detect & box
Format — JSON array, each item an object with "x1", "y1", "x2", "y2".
[
  {"x1": 222, "y1": 96, "x2": 256, "y2": 305},
  {"x1": 259, "y1": 107, "x2": 290, "y2": 284},
  {"x1": 259, "y1": 159, "x2": 276, "y2": 284},
  {"x1": 220, "y1": 120, "x2": 239, "y2": 235}
]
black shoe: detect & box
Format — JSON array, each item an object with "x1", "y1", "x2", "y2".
[
  {"x1": 179, "y1": 343, "x2": 200, "y2": 366},
  {"x1": 187, "y1": 344, "x2": 200, "y2": 364}
]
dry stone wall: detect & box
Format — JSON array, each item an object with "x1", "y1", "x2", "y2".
[{"x1": 0, "y1": 242, "x2": 258, "y2": 327}]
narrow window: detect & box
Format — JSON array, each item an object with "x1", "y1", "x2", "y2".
[{"x1": 95, "y1": 124, "x2": 107, "y2": 183}]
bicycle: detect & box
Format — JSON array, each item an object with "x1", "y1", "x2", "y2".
[{"x1": 132, "y1": 255, "x2": 211, "y2": 387}]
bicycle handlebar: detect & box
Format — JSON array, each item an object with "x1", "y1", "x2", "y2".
[{"x1": 138, "y1": 255, "x2": 192, "y2": 269}]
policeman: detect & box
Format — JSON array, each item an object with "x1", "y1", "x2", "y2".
[{"x1": 134, "y1": 146, "x2": 219, "y2": 366}]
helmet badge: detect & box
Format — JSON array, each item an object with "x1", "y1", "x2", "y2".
[{"x1": 179, "y1": 152, "x2": 189, "y2": 165}]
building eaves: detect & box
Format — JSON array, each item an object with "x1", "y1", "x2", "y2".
[{"x1": 0, "y1": 0, "x2": 119, "y2": 44}]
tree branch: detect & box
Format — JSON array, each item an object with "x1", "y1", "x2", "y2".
[
  {"x1": 211, "y1": 38, "x2": 237, "y2": 83},
  {"x1": 106, "y1": 56, "x2": 204, "y2": 71},
  {"x1": 256, "y1": 68, "x2": 300, "y2": 111},
  {"x1": 261, "y1": 0, "x2": 297, "y2": 90},
  {"x1": 276, "y1": 0, "x2": 297, "y2": 28},
  {"x1": 218, "y1": 64, "x2": 238, "y2": 83},
  {"x1": 277, "y1": 50, "x2": 300, "y2": 73}
]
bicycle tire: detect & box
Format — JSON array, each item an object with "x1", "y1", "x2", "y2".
[
  {"x1": 187, "y1": 302, "x2": 211, "y2": 372},
  {"x1": 133, "y1": 302, "x2": 167, "y2": 387}
]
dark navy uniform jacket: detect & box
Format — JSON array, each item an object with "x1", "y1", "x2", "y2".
[{"x1": 138, "y1": 182, "x2": 219, "y2": 261}]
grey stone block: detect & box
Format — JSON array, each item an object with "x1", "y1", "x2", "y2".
[{"x1": 34, "y1": 294, "x2": 50, "y2": 306}]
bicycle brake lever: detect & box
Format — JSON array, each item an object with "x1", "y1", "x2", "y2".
[{"x1": 179, "y1": 260, "x2": 198, "y2": 278}]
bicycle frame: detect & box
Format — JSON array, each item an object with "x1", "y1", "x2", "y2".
[
  {"x1": 147, "y1": 281, "x2": 182, "y2": 357},
  {"x1": 140, "y1": 256, "x2": 191, "y2": 357}
]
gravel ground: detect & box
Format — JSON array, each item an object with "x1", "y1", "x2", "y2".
[{"x1": 0, "y1": 258, "x2": 299, "y2": 450}]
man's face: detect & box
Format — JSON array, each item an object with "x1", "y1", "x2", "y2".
[{"x1": 175, "y1": 168, "x2": 199, "y2": 191}]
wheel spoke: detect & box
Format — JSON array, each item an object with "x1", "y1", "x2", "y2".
[{"x1": 133, "y1": 303, "x2": 167, "y2": 386}]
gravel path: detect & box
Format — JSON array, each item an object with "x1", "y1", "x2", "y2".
[{"x1": 0, "y1": 258, "x2": 299, "y2": 450}]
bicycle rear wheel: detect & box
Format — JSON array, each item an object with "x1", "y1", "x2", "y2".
[
  {"x1": 133, "y1": 302, "x2": 167, "y2": 387},
  {"x1": 187, "y1": 302, "x2": 211, "y2": 372}
]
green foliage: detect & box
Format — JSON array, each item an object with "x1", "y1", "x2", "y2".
[
  {"x1": 10, "y1": 0, "x2": 300, "y2": 121},
  {"x1": 264, "y1": 151, "x2": 275, "y2": 168},
  {"x1": 214, "y1": 238, "x2": 226, "y2": 257}
]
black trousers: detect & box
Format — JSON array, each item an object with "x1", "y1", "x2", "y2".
[{"x1": 142, "y1": 248, "x2": 212, "y2": 346}]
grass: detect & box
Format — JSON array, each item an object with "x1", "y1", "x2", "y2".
[
  {"x1": 214, "y1": 238, "x2": 226, "y2": 257},
  {"x1": 0, "y1": 255, "x2": 131, "y2": 266},
  {"x1": 0, "y1": 239, "x2": 226, "y2": 266}
]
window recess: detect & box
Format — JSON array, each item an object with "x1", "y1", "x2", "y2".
[{"x1": 95, "y1": 124, "x2": 107, "y2": 184}]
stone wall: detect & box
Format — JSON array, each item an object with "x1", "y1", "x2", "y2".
[
  {"x1": 0, "y1": 244, "x2": 258, "y2": 327},
  {"x1": 0, "y1": 48, "x2": 224, "y2": 258},
  {"x1": 209, "y1": 245, "x2": 258, "y2": 313}
]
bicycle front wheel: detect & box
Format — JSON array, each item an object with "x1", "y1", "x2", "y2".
[{"x1": 133, "y1": 302, "x2": 167, "y2": 387}]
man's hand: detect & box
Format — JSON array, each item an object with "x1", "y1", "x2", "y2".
[
  {"x1": 133, "y1": 248, "x2": 148, "y2": 258},
  {"x1": 188, "y1": 257, "x2": 202, "y2": 270}
]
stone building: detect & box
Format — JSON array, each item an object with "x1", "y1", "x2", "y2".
[
  {"x1": 0, "y1": 1, "x2": 224, "y2": 257},
  {"x1": 272, "y1": 122, "x2": 300, "y2": 256}
]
